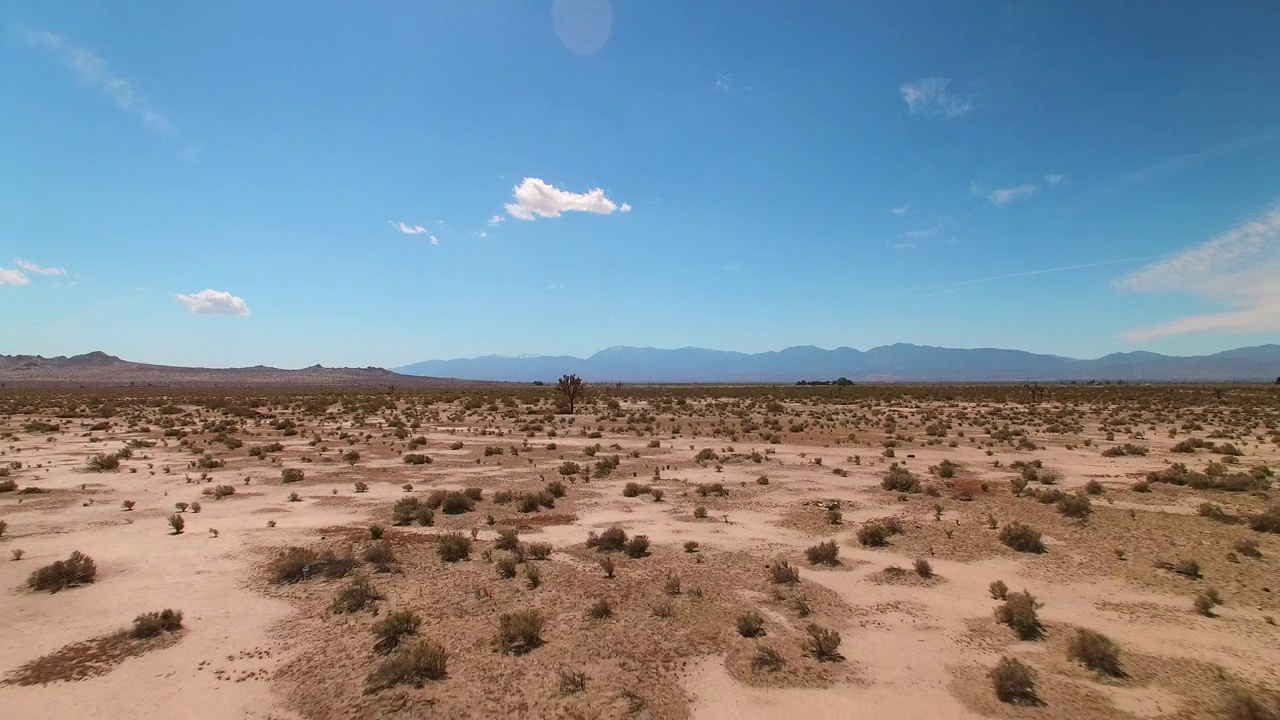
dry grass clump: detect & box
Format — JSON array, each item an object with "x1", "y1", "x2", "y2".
[
  {"x1": 496, "y1": 610, "x2": 545, "y2": 654},
  {"x1": 437, "y1": 533, "x2": 471, "y2": 562},
  {"x1": 805, "y1": 540, "x2": 839, "y2": 565},
  {"x1": 1223, "y1": 687, "x2": 1280, "y2": 720},
  {"x1": 372, "y1": 610, "x2": 421, "y2": 654},
  {"x1": 1068, "y1": 628, "x2": 1123, "y2": 676},
  {"x1": 804, "y1": 623, "x2": 842, "y2": 661},
  {"x1": 990, "y1": 656, "x2": 1039, "y2": 705},
  {"x1": 281, "y1": 468, "x2": 305, "y2": 483},
  {"x1": 881, "y1": 464, "x2": 921, "y2": 493},
  {"x1": 995, "y1": 590, "x2": 1044, "y2": 640},
  {"x1": 751, "y1": 646, "x2": 786, "y2": 672},
  {"x1": 365, "y1": 638, "x2": 448, "y2": 691},
  {"x1": 28, "y1": 551, "x2": 97, "y2": 592},
  {"x1": 999, "y1": 522, "x2": 1046, "y2": 553},
  {"x1": 769, "y1": 560, "x2": 800, "y2": 584},
  {"x1": 586, "y1": 526, "x2": 629, "y2": 553},
  {"x1": 392, "y1": 497, "x2": 434, "y2": 526},
  {"x1": 736, "y1": 611, "x2": 765, "y2": 637},
  {"x1": 131, "y1": 609, "x2": 184, "y2": 639},
  {"x1": 331, "y1": 576, "x2": 381, "y2": 614}
]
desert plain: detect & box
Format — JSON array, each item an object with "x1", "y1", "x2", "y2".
[{"x1": 0, "y1": 382, "x2": 1278, "y2": 719}]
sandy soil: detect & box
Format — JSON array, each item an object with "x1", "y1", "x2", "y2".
[{"x1": 1, "y1": 385, "x2": 1277, "y2": 718}]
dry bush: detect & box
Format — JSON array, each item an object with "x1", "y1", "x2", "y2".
[
  {"x1": 496, "y1": 557, "x2": 517, "y2": 579},
  {"x1": 1251, "y1": 505, "x2": 1280, "y2": 534},
  {"x1": 167, "y1": 513, "x2": 185, "y2": 534},
  {"x1": 28, "y1": 551, "x2": 97, "y2": 592},
  {"x1": 752, "y1": 646, "x2": 785, "y2": 672},
  {"x1": 558, "y1": 667, "x2": 587, "y2": 695},
  {"x1": 805, "y1": 540, "x2": 839, "y2": 565},
  {"x1": 1068, "y1": 628, "x2": 1123, "y2": 676},
  {"x1": 1195, "y1": 588, "x2": 1223, "y2": 616},
  {"x1": 881, "y1": 464, "x2": 921, "y2": 493},
  {"x1": 497, "y1": 610, "x2": 545, "y2": 654},
  {"x1": 996, "y1": 591, "x2": 1044, "y2": 640},
  {"x1": 332, "y1": 576, "x2": 381, "y2": 614},
  {"x1": 769, "y1": 560, "x2": 800, "y2": 584},
  {"x1": 131, "y1": 609, "x2": 183, "y2": 639},
  {"x1": 402, "y1": 453, "x2": 432, "y2": 465},
  {"x1": 624, "y1": 535, "x2": 650, "y2": 558},
  {"x1": 1223, "y1": 687, "x2": 1280, "y2": 720},
  {"x1": 804, "y1": 623, "x2": 842, "y2": 661},
  {"x1": 270, "y1": 547, "x2": 318, "y2": 583},
  {"x1": 1057, "y1": 492, "x2": 1092, "y2": 520},
  {"x1": 372, "y1": 610, "x2": 421, "y2": 654},
  {"x1": 587, "y1": 598, "x2": 613, "y2": 620},
  {"x1": 857, "y1": 523, "x2": 889, "y2": 547},
  {"x1": 598, "y1": 555, "x2": 616, "y2": 578},
  {"x1": 999, "y1": 522, "x2": 1045, "y2": 553},
  {"x1": 528, "y1": 542, "x2": 552, "y2": 560},
  {"x1": 587, "y1": 526, "x2": 628, "y2": 553},
  {"x1": 1235, "y1": 537, "x2": 1262, "y2": 558},
  {"x1": 281, "y1": 468, "x2": 304, "y2": 483},
  {"x1": 437, "y1": 533, "x2": 471, "y2": 562},
  {"x1": 989, "y1": 580, "x2": 1008, "y2": 600},
  {"x1": 913, "y1": 558, "x2": 933, "y2": 578},
  {"x1": 363, "y1": 542, "x2": 397, "y2": 572},
  {"x1": 990, "y1": 657, "x2": 1039, "y2": 705},
  {"x1": 736, "y1": 611, "x2": 765, "y2": 637}
]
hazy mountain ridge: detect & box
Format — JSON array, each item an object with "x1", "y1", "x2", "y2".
[{"x1": 397, "y1": 343, "x2": 1280, "y2": 382}]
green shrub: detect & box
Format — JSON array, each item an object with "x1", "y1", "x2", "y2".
[{"x1": 440, "y1": 492, "x2": 475, "y2": 514}]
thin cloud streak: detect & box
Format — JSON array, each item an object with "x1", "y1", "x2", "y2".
[
  {"x1": 1127, "y1": 132, "x2": 1274, "y2": 181},
  {"x1": 913, "y1": 255, "x2": 1164, "y2": 297}
]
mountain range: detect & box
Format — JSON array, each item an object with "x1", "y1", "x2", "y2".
[{"x1": 396, "y1": 344, "x2": 1280, "y2": 383}]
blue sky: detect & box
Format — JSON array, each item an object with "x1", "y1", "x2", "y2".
[{"x1": 3, "y1": 1, "x2": 1279, "y2": 368}]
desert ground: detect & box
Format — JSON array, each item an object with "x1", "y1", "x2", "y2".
[{"x1": 1, "y1": 383, "x2": 1278, "y2": 719}]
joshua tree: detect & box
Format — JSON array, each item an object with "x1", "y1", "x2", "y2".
[{"x1": 557, "y1": 374, "x2": 585, "y2": 414}]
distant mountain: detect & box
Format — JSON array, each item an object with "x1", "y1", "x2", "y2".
[
  {"x1": 0, "y1": 352, "x2": 467, "y2": 387},
  {"x1": 396, "y1": 343, "x2": 1280, "y2": 383}
]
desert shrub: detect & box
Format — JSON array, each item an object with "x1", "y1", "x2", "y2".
[
  {"x1": 440, "y1": 492, "x2": 475, "y2": 514},
  {"x1": 463, "y1": 487, "x2": 483, "y2": 502},
  {"x1": 752, "y1": 646, "x2": 785, "y2": 672},
  {"x1": 696, "y1": 482, "x2": 728, "y2": 497},
  {"x1": 1250, "y1": 505, "x2": 1280, "y2": 534},
  {"x1": 598, "y1": 555, "x2": 616, "y2": 578},
  {"x1": 1234, "y1": 537, "x2": 1262, "y2": 558},
  {"x1": 1068, "y1": 628, "x2": 1123, "y2": 676},
  {"x1": 493, "y1": 490, "x2": 514, "y2": 504},
  {"x1": 528, "y1": 542, "x2": 552, "y2": 560},
  {"x1": 1222, "y1": 687, "x2": 1280, "y2": 720},
  {"x1": 590, "y1": 526, "x2": 628, "y2": 553},
  {"x1": 545, "y1": 479, "x2": 565, "y2": 497},
  {"x1": 1083, "y1": 479, "x2": 1104, "y2": 495},
  {"x1": 1199, "y1": 502, "x2": 1233, "y2": 522},
  {"x1": 0, "y1": 478, "x2": 16, "y2": 492},
  {"x1": 989, "y1": 580, "x2": 1009, "y2": 600},
  {"x1": 131, "y1": 609, "x2": 183, "y2": 639},
  {"x1": 805, "y1": 540, "x2": 839, "y2": 565},
  {"x1": 1158, "y1": 558, "x2": 1201, "y2": 578},
  {"x1": 587, "y1": 598, "x2": 613, "y2": 620},
  {"x1": 27, "y1": 551, "x2": 97, "y2": 592},
  {"x1": 437, "y1": 533, "x2": 472, "y2": 562},
  {"x1": 281, "y1": 468, "x2": 304, "y2": 483},
  {"x1": 363, "y1": 542, "x2": 397, "y2": 571},
  {"x1": 996, "y1": 591, "x2": 1043, "y2": 640},
  {"x1": 372, "y1": 610, "x2": 421, "y2": 654},
  {"x1": 525, "y1": 564, "x2": 541, "y2": 588},
  {"x1": 168, "y1": 514, "x2": 185, "y2": 534},
  {"x1": 212, "y1": 484, "x2": 235, "y2": 499},
  {"x1": 999, "y1": 522, "x2": 1045, "y2": 553},
  {"x1": 496, "y1": 557, "x2": 517, "y2": 579},
  {"x1": 914, "y1": 558, "x2": 933, "y2": 578},
  {"x1": 1194, "y1": 588, "x2": 1223, "y2": 616},
  {"x1": 269, "y1": 547, "x2": 318, "y2": 583},
  {"x1": 332, "y1": 576, "x2": 381, "y2": 613},
  {"x1": 769, "y1": 560, "x2": 800, "y2": 584},
  {"x1": 624, "y1": 535, "x2": 650, "y2": 558},
  {"x1": 693, "y1": 506, "x2": 708, "y2": 519},
  {"x1": 805, "y1": 624, "x2": 842, "y2": 661},
  {"x1": 1102, "y1": 444, "x2": 1148, "y2": 457},
  {"x1": 497, "y1": 610, "x2": 545, "y2": 654},
  {"x1": 86, "y1": 452, "x2": 121, "y2": 472},
  {"x1": 622, "y1": 482, "x2": 641, "y2": 497},
  {"x1": 1057, "y1": 493, "x2": 1092, "y2": 520},
  {"x1": 857, "y1": 523, "x2": 888, "y2": 547},
  {"x1": 881, "y1": 464, "x2": 921, "y2": 493},
  {"x1": 402, "y1": 453, "x2": 432, "y2": 465},
  {"x1": 558, "y1": 461, "x2": 580, "y2": 476},
  {"x1": 736, "y1": 611, "x2": 765, "y2": 637},
  {"x1": 990, "y1": 657, "x2": 1038, "y2": 704},
  {"x1": 366, "y1": 639, "x2": 448, "y2": 690}
]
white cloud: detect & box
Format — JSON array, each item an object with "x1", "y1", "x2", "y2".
[
  {"x1": 891, "y1": 242, "x2": 917, "y2": 251},
  {"x1": 891, "y1": 205, "x2": 910, "y2": 216},
  {"x1": 987, "y1": 184, "x2": 1038, "y2": 206},
  {"x1": 1045, "y1": 174, "x2": 1064, "y2": 185},
  {"x1": 504, "y1": 177, "x2": 629, "y2": 220},
  {"x1": 15, "y1": 259, "x2": 66, "y2": 276},
  {"x1": 487, "y1": 215, "x2": 504, "y2": 226},
  {"x1": 390, "y1": 221, "x2": 427, "y2": 235},
  {"x1": 430, "y1": 235, "x2": 439, "y2": 245},
  {"x1": 901, "y1": 227, "x2": 937, "y2": 239},
  {"x1": 1127, "y1": 133, "x2": 1273, "y2": 182},
  {"x1": 1115, "y1": 203, "x2": 1280, "y2": 341},
  {"x1": 0, "y1": 267, "x2": 30, "y2": 286},
  {"x1": 174, "y1": 289, "x2": 250, "y2": 316},
  {"x1": 470, "y1": 230, "x2": 489, "y2": 239},
  {"x1": 22, "y1": 27, "x2": 172, "y2": 135},
  {"x1": 900, "y1": 78, "x2": 972, "y2": 118}
]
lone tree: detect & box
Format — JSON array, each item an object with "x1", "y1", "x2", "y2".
[{"x1": 557, "y1": 374, "x2": 585, "y2": 414}]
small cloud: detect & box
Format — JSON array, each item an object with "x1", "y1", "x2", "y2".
[
  {"x1": 901, "y1": 227, "x2": 937, "y2": 239},
  {"x1": 1115, "y1": 202, "x2": 1280, "y2": 341},
  {"x1": 891, "y1": 205, "x2": 910, "y2": 216},
  {"x1": 470, "y1": 230, "x2": 489, "y2": 239},
  {"x1": 900, "y1": 77, "x2": 973, "y2": 118},
  {"x1": 504, "y1": 177, "x2": 629, "y2": 221},
  {"x1": 547, "y1": 284, "x2": 564, "y2": 291},
  {"x1": 15, "y1": 259, "x2": 66, "y2": 276},
  {"x1": 487, "y1": 215, "x2": 504, "y2": 226},
  {"x1": 181, "y1": 143, "x2": 203, "y2": 164},
  {"x1": 390, "y1": 221, "x2": 427, "y2": 235},
  {"x1": 436, "y1": 220, "x2": 449, "y2": 231},
  {"x1": 1127, "y1": 133, "x2": 1273, "y2": 182},
  {"x1": 0, "y1": 266, "x2": 30, "y2": 286},
  {"x1": 620, "y1": 203, "x2": 632, "y2": 212},
  {"x1": 987, "y1": 184, "x2": 1038, "y2": 207},
  {"x1": 713, "y1": 73, "x2": 732, "y2": 92},
  {"x1": 22, "y1": 27, "x2": 173, "y2": 136},
  {"x1": 430, "y1": 235, "x2": 439, "y2": 245},
  {"x1": 891, "y1": 242, "x2": 917, "y2": 251},
  {"x1": 174, "y1": 289, "x2": 250, "y2": 316},
  {"x1": 1044, "y1": 173, "x2": 1064, "y2": 186}
]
